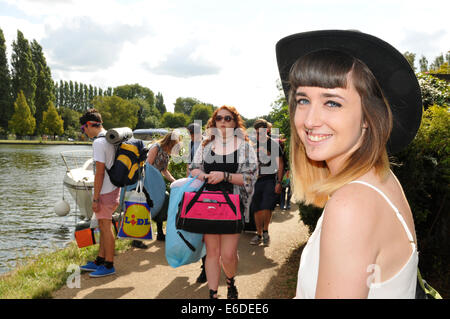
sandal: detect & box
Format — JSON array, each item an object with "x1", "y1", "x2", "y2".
[
  {"x1": 209, "y1": 289, "x2": 218, "y2": 299},
  {"x1": 226, "y1": 277, "x2": 238, "y2": 299}
]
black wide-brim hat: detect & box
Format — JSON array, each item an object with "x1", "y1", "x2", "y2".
[{"x1": 276, "y1": 30, "x2": 422, "y2": 154}]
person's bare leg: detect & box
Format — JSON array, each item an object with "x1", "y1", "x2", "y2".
[
  {"x1": 204, "y1": 234, "x2": 221, "y2": 298},
  {"x1": 220, "y1": 234, "x2": 240, "y2": 278},
  {"x1": 99, "y1": 219, "x2": 114, "y2": 262}
]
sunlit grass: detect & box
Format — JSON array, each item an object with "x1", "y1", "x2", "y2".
[{"x1": 0, "y1": 240, "x2": 131, "y2": 299}]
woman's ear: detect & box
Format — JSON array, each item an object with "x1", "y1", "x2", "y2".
[{"x1": 362, "y1": 118, "x2": 368, "y2": 130}]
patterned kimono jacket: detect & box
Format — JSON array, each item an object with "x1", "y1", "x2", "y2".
[{"x1": 189, "y1": 138, "x2": 258, "y2": 223}]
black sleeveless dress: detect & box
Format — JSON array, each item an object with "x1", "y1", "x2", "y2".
[{"x1": 203, "y1": 149, "x2": 238, "y2": 193}]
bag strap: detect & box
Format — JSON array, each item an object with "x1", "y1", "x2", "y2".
[
  {"x1": 417, "y1": 269, "x2": 443, "y2": 299},
  {"x1": 185, "y1": 179, "x2": 237, "y2": 215}
]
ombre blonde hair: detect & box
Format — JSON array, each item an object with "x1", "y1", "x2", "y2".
[{"x1": 288, "y1": 50, "x2": 393, "y2": 207}]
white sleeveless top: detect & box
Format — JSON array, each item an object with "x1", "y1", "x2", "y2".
[{"x1": 295, "y1": 180, "x2": 418, "y2": 299}]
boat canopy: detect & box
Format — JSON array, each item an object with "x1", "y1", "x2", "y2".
[{"x1": 132, "y1": 128, "x2": 169, "y2": 140}]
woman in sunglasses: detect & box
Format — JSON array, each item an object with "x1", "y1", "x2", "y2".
[{"x1": 190, "y1": 105, "x2": 258, "y2": 299}]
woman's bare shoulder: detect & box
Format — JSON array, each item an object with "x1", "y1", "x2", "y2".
[{"x1": 322, "y1": 182, "x2": 381, "y2": 242}]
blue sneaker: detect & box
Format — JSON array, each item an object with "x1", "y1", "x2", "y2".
[
  {"x1": 89, "y1": 265, "x2": 116, "y2": 277},
  {"x1": 80, "y1": 261, "x2": 99, "y2": 272}
]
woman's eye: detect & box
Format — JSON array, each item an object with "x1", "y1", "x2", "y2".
[
  {"x1": 326, "y1": 100, "x2": 342, "y2": 108},
  {"x1": 296, "y1": 98, "x2": 309, "y2": 105}
]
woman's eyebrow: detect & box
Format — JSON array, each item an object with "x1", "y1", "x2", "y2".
[{"x1": 321, "y1": 92, "x2": 346, "y2": 100}]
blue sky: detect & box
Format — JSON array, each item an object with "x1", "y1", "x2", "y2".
[{"x1": 0, "y1": 0, "x2": 448, "y2": 118}]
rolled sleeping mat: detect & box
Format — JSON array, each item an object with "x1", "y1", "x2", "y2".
[{"x1": 106, "y1": 127, "x2": 133, "y2": 145}]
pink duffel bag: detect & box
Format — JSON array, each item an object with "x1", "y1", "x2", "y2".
[{"x1": 176, "y1": 182, "x2": 243, "y2": 234}]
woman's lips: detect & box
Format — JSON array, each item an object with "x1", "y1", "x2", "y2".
[{"x1": 306, "y1": 131, "x2": 332, "y2": 142}]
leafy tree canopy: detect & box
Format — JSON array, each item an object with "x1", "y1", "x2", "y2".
[
  {"x1": 92, "y1": 95, "x2": 139, "y2": 129},
  {"x1": 161, "y1": 112, "x2": 189, "y2": 128},
  {"x1": 41, "y1": 101, "x2": 63, "y2": 138},
  {"x1": 8, "y1": 90, "x2": 35, "y2": 136}
]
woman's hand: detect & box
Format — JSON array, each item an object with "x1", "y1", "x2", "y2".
[
  {"x1": 190, "y1": 169, "x2": 207, "y2": 182},
  {"x1": 205, "y1": 171, "x2": 225, "y2": 184}
]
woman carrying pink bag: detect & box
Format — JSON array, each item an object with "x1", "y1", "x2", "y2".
[{"x1": 190, "y1": 105, "x2": 257, "y2": 299}]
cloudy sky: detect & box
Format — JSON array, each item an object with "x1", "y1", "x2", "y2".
[{"x1": 1, "y1": 0, "x2": 448, "y2": 118}]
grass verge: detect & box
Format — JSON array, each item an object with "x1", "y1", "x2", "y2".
[{"x1": 0, "y1": 240, "x2": 131, "y2": 299}]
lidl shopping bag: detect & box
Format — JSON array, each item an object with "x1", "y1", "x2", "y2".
[
  {"x1": 166, "y1": 176, "x2": 206, "y2": 268},
  {"x1": 118, "y1": 179, "x2": 153, "y2": 240}
]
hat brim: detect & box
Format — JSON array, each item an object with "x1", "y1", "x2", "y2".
[{"x1": 276, "y1": 30, "x2": 422, "y2": 154}]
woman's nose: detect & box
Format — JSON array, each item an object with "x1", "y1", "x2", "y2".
[{"x1": 303, "y1": 104, "x2": 323, "y2": 128}]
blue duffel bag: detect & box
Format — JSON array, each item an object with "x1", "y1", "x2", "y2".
[{"x1": 165, "y1": 176, "x2": 206, "y2": 268}]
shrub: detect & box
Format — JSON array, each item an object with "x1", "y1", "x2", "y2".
[{"x1": 392, "y1": 105, "x2": 449, "y2": 296}]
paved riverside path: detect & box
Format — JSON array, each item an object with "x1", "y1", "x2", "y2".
[{"x1": 53, "y1": 206, "x2": 310, "y2": 299}]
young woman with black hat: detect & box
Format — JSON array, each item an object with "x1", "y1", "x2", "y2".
[{"x1": 276, "y1": 30, "x2": 422, "y2": 298}]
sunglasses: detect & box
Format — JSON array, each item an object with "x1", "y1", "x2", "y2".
[
  {"x1": 215, "y1": 115, "x2": 234, "y2": 122},
  {"x1": 80, "y1": 121, "x2": 100, "y2": 134}
]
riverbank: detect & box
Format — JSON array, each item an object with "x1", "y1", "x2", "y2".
[
  {"x1": 0, "y1": 240, "x2": 132, "y2": 299},
  {"x1": 0, "y1": 139, "x2": 91, "y2": 145},
  {"x1": 0, "y1": 206, "x2": 309, "y2": 299}
]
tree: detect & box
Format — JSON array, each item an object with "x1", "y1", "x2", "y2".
[
  {"x1": 8, "y1": 90, "x2": 36, "y2": 137},
  {"x1": 430, "y1": 53, "x2": 445, "y2": 71},
  {"x1": 403, "y1": 51, "x2": 416, "y2": 72},
  {"x1": 92, "y1": 95, "x2": 139, "y2": 129},
  {"x1": 59, "y1": 106, "x2": 81, "y2": 131},
  {"x1": 41, "y1": 101, "x2": 64, "y2": 139},
  {"x1": 432, "y1": 62, "x2": 450, "y2": 74},
  {"x1": 269, "y1": 79, "x2": 290, "y2": 139},
  {"x1": 114, "y1": 84, "x2": 155, "y2": 109},
  {"x1": 419, "y1": 55, "x2": 429, "y2": 73},
  {"x1": 174, "y1": 97, "x2": 201, "y2": 115},
  {"x1": 58, "y1": 80, "x2": 65, "y2": 107},
  {"x1": 161, "y1": 112, "x2": 189, "y2": 128},
  {"x1": 190, "y1": 104, "x2": 213, "y2": 126},
  {"x1": 69, "y1": 80, "x2": 74, "y2": 109},
  {"x1": 155, "y1": 91, "x2": 166, "y2": 115},
  {"x1": 0, "y1": 27, "x2": 12, "y2": 132},
  {"x1": 129, "y1": 98, "x2": 160, "y2": 129},
  {"x1": 11, "y1": 30, "x2": 37, "y2": 115},
  {"x1": 31, "y1": 39, "x2": 54, "y2": 133}
]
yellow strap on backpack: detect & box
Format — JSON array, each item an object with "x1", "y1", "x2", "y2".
[{"x1": 418, "y1": 269, "x2": 442, "y2": 299}]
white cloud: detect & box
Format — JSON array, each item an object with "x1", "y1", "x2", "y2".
[
  {"x1": 41, "y1": 16, "x2": 151, "y2": 72},
  {"x1": 1, "y1": 0, "x2": 449, "y2": 118},
  {"x1": 145, "y1": 40, "x2": 221, "y2": 78}
]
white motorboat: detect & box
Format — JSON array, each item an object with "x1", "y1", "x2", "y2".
[{"x1": 60, "y1": 151, "x2": 94, "y2": 220}]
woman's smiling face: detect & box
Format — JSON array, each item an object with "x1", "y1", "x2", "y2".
[{"x1": 293, "y1": 75, "x2": 367, "y2": 175}]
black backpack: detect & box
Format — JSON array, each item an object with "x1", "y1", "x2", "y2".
[{"x1": 97, "y1": 134, "x2": 149, "y2": 187}]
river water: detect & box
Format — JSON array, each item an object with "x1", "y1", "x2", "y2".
[{"x1": 0, "y1": 144, "x2": 92, "y2": 275}]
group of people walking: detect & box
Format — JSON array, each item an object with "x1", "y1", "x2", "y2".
[{"x1": 77, "y1": 29, "x2": 423, "y2": 299}]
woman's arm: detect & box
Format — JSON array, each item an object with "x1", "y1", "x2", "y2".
[
  {"x1": 204, "y1": 171, "x2": 244, "y2": 186},
  {"x1": 239, "y1": 142, "x2": 258, "y2": 194},
  {"x1": 146, "y1": 145, "x2": 158, "y2": 165},
  {"x1": 315, "y1": 184, "x2": 379, "y2": 299},
  {"x1": 161, "y1": 168, "x2": 176, "y2": 183}
]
